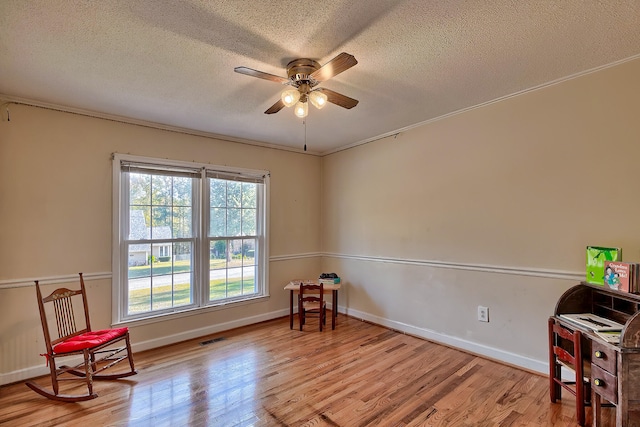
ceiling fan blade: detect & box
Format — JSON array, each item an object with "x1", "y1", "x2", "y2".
[
  {"x1": 315, "y1": 88, "x2": 359, "y2": 109},
  {"x1": 234, "y1": 66, "x2": 290, "y2": 84},
  {"x1": 265, "y1": 99, "x2": 285, "y2": 114},
  {"x1": 310, "y1": 52, "x2": 358, "y2": 82}
]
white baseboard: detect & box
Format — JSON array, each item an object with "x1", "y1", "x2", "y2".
[
  {"x1": 131, "y1": 308, "x2": 290, "y2": 353},
  {"x1": 2, "y1": 306, "x2": 549, "y2": 386},
  {"x1": 1, "y1": 364, "x2": 52, "y2": 387},
  {"x1": 340, "y1": 306, "x2": 548, "y2": 375}
]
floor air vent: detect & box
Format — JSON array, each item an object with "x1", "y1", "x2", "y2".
[{"x1": 200, "y1": 337, "x2": 226, "y2": 346}]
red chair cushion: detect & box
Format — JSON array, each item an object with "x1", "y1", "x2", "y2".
[{"x1": 53, "y1": 327, "x2": 129, "y2": 354}]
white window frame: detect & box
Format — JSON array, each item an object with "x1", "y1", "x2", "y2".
[{"x1": 112, "y1": 153, "x2": 270, "y2": 325}]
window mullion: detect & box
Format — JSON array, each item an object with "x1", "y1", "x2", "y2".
[{"x1": 199, "y1": 170, "x2": 209, "y2": 306}]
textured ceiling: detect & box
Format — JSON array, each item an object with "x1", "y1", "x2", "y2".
[{"x1": 1, "y1": 1, "x2": 639, "y2": 154}]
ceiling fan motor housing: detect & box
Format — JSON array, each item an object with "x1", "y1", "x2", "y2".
[{"x1": 286, "y1": 59, "x2": 320, "y2": 88}]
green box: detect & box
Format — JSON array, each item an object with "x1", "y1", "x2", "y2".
[{"x1": 586, "y1": 246, "x2": 621, "y2": 286}]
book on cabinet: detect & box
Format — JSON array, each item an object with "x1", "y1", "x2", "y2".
[{"x1": 604, "y1": 261, "x2": 639, "y2": 293}]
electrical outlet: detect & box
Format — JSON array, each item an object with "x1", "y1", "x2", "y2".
[{"x1": 478, "y1": 306, "x2": 489, "y2": 322}]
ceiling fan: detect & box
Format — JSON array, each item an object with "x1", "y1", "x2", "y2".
[{"x1": 234, "y1": 52, "x2": 359, "y2": 118}]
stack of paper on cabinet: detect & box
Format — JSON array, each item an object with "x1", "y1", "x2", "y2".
[
  {"x1": 559, "y1": 313, "x2": 624, "y2": 332},
  {"x1": 595, "y1": 330, "x2": 621, "y2": 344}
]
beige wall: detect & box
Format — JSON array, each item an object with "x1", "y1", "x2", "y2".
[
  {"x1": 2, "y1": 57, "x2": 639, "y2": 384},
  {"x1": 321, "y1": 58, "x2": 640, "y2": 371},
  {"x1": 0, "y1": 105, "x2": 322, "y2": 383}
]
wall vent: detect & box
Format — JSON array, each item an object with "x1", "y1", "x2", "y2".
[{"x1": 200, "y1": 337, "x2": 226, "y2": 346}]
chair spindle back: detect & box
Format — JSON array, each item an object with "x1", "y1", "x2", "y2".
[
  {"x1": 51, "y1": 292, "x2": 78, "y2": 338},
  {"x1": 36, "y1": 273, "x2": 92, "y2": 349}
]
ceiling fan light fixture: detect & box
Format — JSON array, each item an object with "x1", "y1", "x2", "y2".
[
  {"x1": 281, "y1": 89, "x2": 300, "y2": 107},
  {"x1": 294, "y1": 100, "x2": 308, "y2": 118},
  {"x1": 235, "y1": 52, "x2": 358, "y2": 117},
  {"x1": 309, "y1": 91, "x2": 328, "y2": 109}
]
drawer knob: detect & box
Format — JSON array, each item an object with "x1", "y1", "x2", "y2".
[
  {"x1": 594, "y1": 378, "x2": 605, "y2": 387},
  {"x1": 594, "y1": 350, "x2": 604, "y2": 359}
]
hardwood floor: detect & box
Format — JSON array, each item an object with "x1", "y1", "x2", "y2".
[{"x1": 0, "y1": 316, "x2": 616, "y2": 426}]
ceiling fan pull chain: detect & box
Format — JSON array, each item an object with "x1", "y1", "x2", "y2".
[{"x1": 303, "y1": 119, "x2": 307, "y2": 151}]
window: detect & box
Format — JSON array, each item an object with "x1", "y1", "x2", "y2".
[{"x1": 112, "y1": 154, "x2": 269, "y2": 322}]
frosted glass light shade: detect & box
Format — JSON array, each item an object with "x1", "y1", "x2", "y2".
[
  {"x1": 281, "y1": 89, "x2": 300, "y2": 107},
  {"x1": 294, "y1": 101, "x2": 308, "y2": 118},
  {"x1": 309, "y1": 91, "x2": 328, "y2": 109}
]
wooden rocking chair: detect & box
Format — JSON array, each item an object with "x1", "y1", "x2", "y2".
[{"x1": 25, "y1": 273, "x2": 137, "y2": 402}]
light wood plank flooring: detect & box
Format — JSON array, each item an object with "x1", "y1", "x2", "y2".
[{"x1": 0, "y1": 316, "x2": 616, "y2": 426}]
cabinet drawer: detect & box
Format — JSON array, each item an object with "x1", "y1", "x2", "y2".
[
  {"x1": 592, "y1": 340, "x2": 617, "y2": 374},
  {"x1": 592, "y1": 364, "x2": 618, "y2": 404}
]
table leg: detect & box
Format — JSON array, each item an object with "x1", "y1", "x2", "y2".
[
  {"x1": 289, "y1": 290, "x2": 294, "y2": 330},
  {"x1": 332, "y1": 289, "x2": 338, "y2": 330}
]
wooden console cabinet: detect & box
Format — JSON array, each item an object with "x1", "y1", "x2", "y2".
[{"x1": 553, "y1": 282, "x2": 640, "y2": 426}]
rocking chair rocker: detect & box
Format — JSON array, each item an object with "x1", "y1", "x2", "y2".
[{"x1": 25, "y1": 273, "x2": 137, "y2": 402}]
